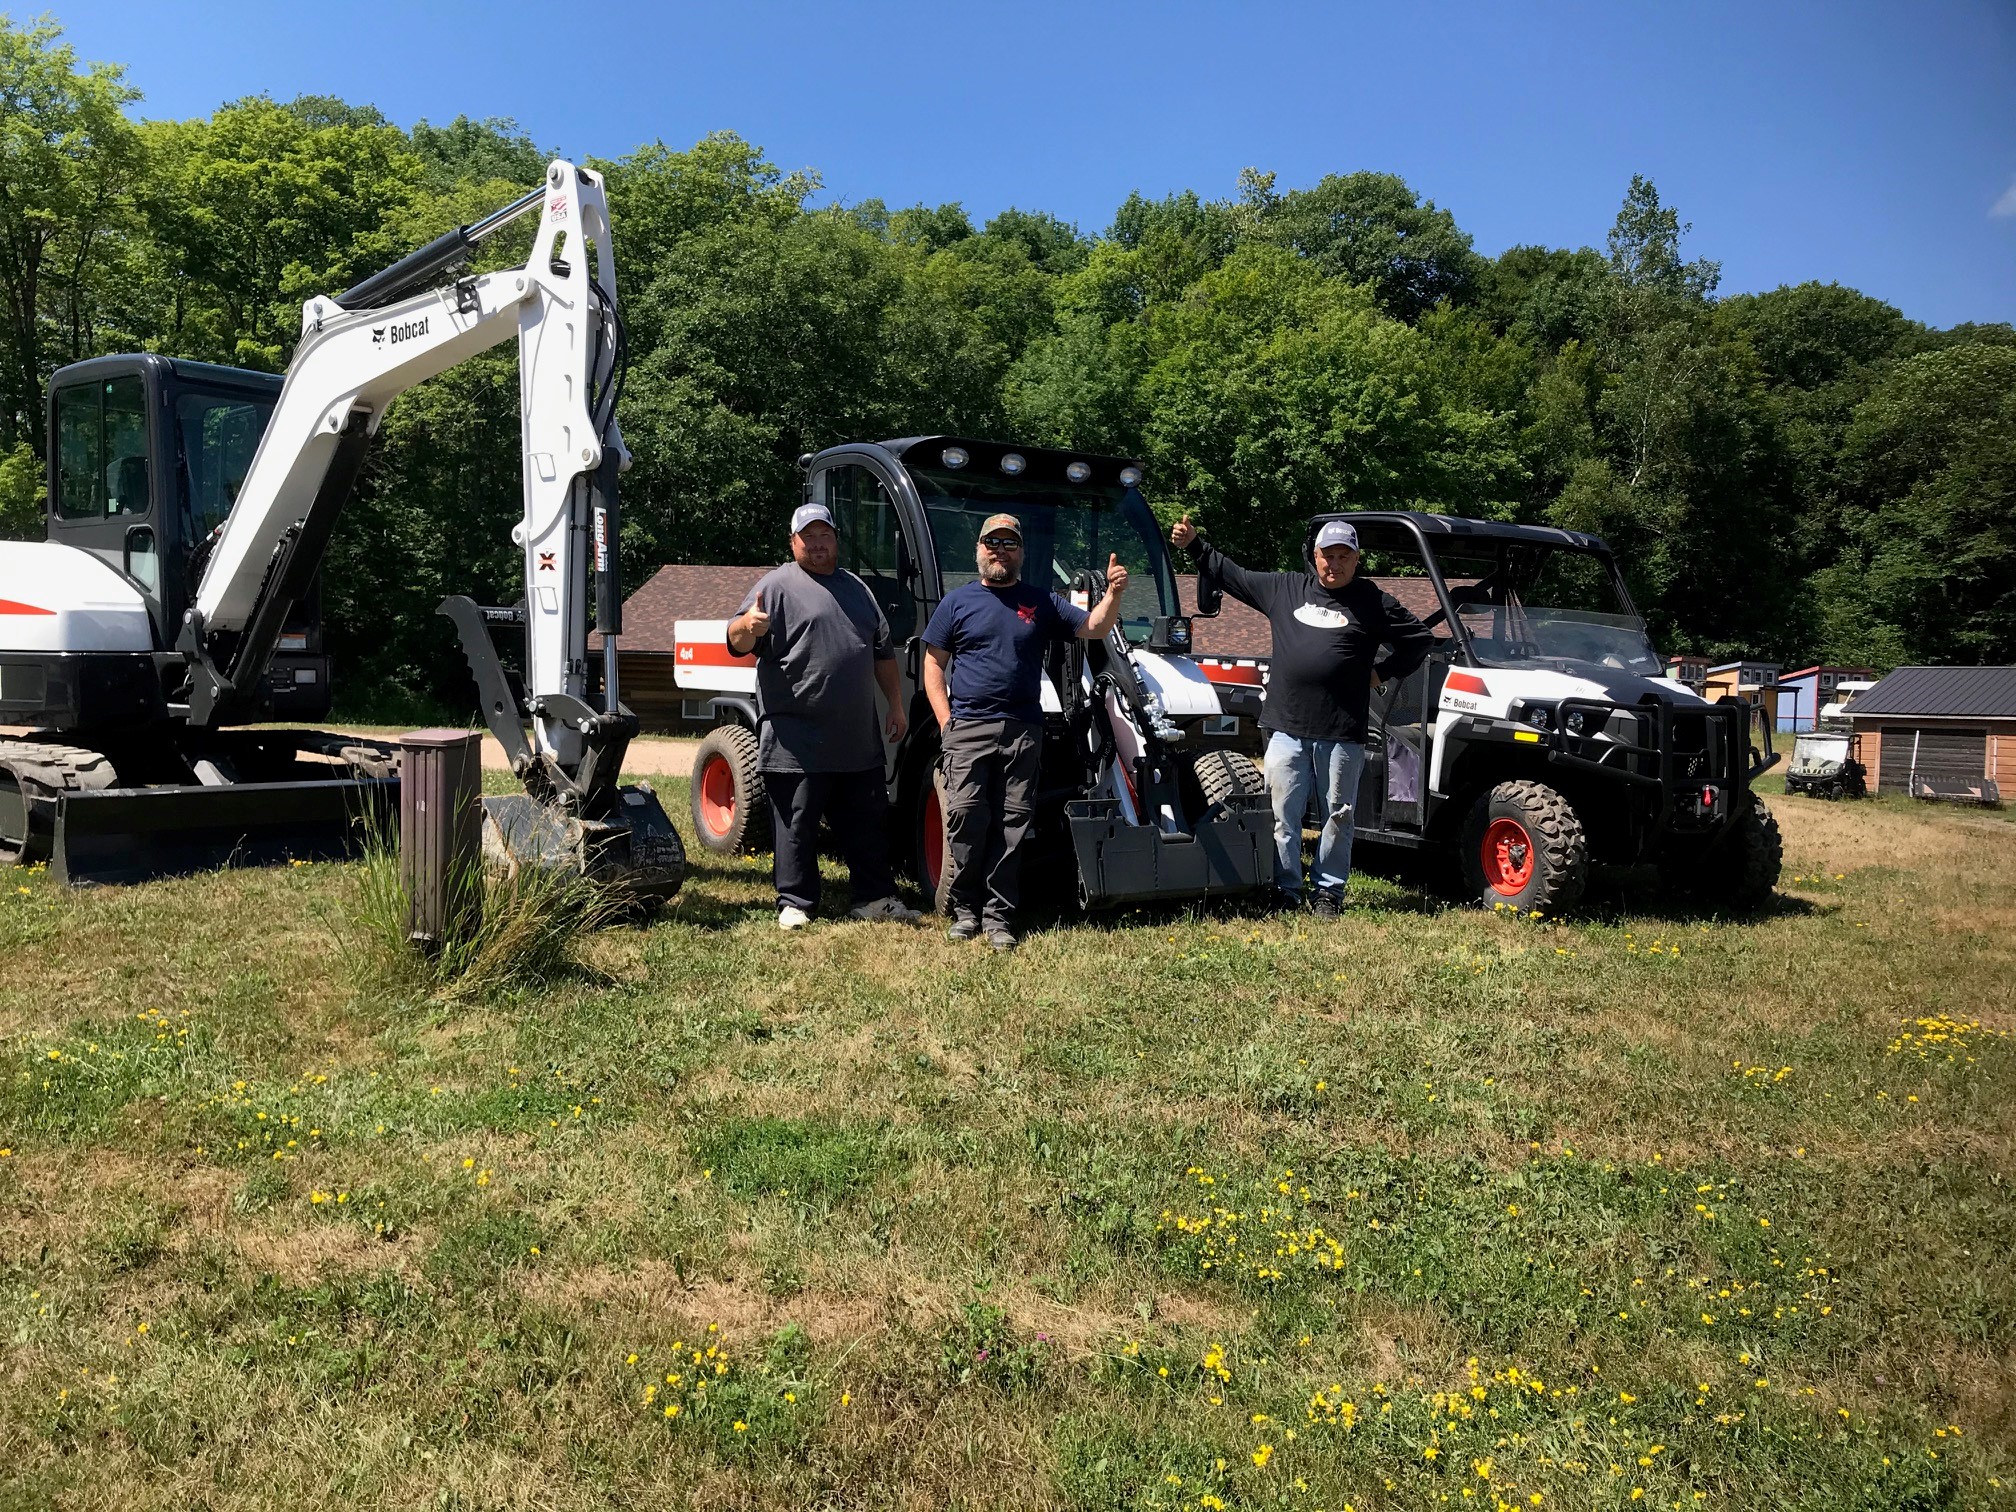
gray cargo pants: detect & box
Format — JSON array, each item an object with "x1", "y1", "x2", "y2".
[{"x1": 939, "y1": 716, "x2": 1040, "y2": 931}]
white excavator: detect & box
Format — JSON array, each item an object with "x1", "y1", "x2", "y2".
[{"x1": 0, "y1": 160, "x2": 684, "y2": 899}]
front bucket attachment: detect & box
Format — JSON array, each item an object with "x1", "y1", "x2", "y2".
[
  {"x1": 49, "y1": 777, "x2": 399, "y2": 886},
  {"x1": 480, "y1": 783, "x2": 686, "y2": 908},
  {"x1": 1064, "y1": 793, "x2": 1273, "y2": 909}
]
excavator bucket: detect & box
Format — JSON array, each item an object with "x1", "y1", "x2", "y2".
[
  {"x1": 1064, "y1": 793, "x2": 1274, "y2": 910},
  {"x1": 480, "y1": 783, "x2": 686, "y2": 908}
]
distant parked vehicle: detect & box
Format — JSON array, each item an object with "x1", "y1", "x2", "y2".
[{"x1": 1785, "y1": 731, "x2": 1866, "y2": 800}]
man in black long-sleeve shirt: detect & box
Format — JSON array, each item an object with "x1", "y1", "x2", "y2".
[{"x1": 1173, "y1": 514, "x2": 1434, "y2": 916}]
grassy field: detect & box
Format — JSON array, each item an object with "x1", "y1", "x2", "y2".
[{"x1": 2, "y1": 777, "x2": 2013, "y2": 1511}]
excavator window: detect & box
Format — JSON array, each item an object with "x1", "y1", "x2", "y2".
[
  {"x1": 52, "y1": 376, "x2": 150, "y2": 522},
  {"x1": 174, "y1": 391, "x2": 274, "y2": 538}
]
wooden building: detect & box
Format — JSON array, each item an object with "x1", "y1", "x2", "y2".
[{"x1": 1843, "y1": 666, "x2": 2016, "y2": 802}]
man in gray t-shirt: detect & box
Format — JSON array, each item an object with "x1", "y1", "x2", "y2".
[{"x1": 727, "y1": 504, "x2": 920, "y2": 930}]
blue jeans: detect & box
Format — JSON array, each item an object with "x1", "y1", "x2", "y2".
[{"x1": 1263, "y1": 731, "x2": 1368, "y2": 899}]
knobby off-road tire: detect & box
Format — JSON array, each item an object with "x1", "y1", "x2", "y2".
[
  {"x1": 1459, "y1": 779, "x2": 1589, "y2": 913},
  {"x1": 688, "y1": 725, "x2": 769, "y2": 856},
  {"x1": 1189, "y1": 748, "x2": 1266, "y2": 818},
  {"x1": 1658, "y1": 796, "x2": 1783, "y2": 913}
]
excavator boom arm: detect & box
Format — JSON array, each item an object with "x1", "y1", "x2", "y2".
[{"x1": 184, "y1": 160, "x2": 628, "y2": 780}]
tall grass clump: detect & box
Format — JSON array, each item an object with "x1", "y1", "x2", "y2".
[{"x1": 341, "y1": 824, "x2": 618, "y2": 1002}]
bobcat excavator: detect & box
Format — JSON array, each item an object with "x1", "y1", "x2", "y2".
[{"x1": 0, "y1": 160, "x2": 684, "y2": 900}]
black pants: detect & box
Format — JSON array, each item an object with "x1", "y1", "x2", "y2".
[
  {"x1": 765, "y1": 767, "x2": 896, "y2": 914},
  {"x1": 940, "y1": 717, "x2": 1040, "y2": 931}
]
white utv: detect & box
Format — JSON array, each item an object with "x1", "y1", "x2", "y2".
[{"x1": 1294, "y1": 511, "x2": 1784, "y2": 913}]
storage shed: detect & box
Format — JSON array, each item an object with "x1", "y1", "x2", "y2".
[{"x1": 1842, "y1": 666, "x2": 2016, "y2": 802}]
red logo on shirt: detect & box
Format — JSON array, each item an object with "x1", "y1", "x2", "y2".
[{"x1": 1016, "y1": 603, "x2": 1038, "y2": 624}]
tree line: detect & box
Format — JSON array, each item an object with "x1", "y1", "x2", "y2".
[{"x1": 4, "y1": 17, "x2": 2012, "y2": 714}]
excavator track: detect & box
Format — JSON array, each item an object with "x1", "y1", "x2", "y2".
[{"x1": 0, "y1": 739, "x2": 118, "y2": 866}]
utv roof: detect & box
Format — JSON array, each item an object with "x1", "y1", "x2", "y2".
[{"x1": 1313, "y1": 509, "x2": 1610, "y2": 554}]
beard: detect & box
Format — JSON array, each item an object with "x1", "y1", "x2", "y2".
[{"x1": 979, "y1": 559, "x2": 1016, "y2": 585}]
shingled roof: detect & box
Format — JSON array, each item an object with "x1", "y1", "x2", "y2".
[
  {"x1": 602, "y1": 563, "x2": 1455, "y2": 662},
  {"x1": 1842, "y1": 666, "x2": 2016, "y2": 720}
]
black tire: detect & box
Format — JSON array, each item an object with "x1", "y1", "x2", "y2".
[
  {"x1": 688, "y1": 725, "x2": 768, "y2": 856},
  {"x1": 1659, "y1": 796, "x2": 1783, "y2": 913},
  {"x1": 1188, "y1": 749, "x2": 1266, "y2": 819},
  {"x1": 1458, "y1": 779, "x2": 1589, "y2": 913}
]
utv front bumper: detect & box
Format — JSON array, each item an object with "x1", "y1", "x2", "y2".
[{"x1": 1539, "y1": 695, "x2": 1776, "y2": 833}]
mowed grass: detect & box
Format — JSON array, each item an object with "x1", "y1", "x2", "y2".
[{"x1": 2, "y1": 775, "x2": 2013, "y2": 1511}]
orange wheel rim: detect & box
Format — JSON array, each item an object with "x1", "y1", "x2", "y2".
[
  {"x1": 1482, "y1": 817, "x2": 1535, "y2": 895},
  {"x1": 699, "y1": 756, "x2": 736, "y2": 836},
  {"x1": 923, "y1": 785, "x2": 944, "y2": 891}
]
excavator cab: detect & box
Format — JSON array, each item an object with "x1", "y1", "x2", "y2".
[{"x1": 41, "y1": 355, "x2": 330, "y2": 725}]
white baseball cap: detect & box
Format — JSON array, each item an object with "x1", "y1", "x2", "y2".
[
  {"x1": 790, "y1": 503, "x2": 835, "y2": 535},
  {"x1": 1314, "y1": 520, "x2": 1359, "y2": 551}
]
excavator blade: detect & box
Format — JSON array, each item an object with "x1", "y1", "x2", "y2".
[{"x1": 48, "y1": 778, "x2": 398, "y2": 886}]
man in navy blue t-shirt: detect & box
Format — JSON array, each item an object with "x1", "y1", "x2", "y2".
[{"x1": 921, "y1": 512, "x2": 1129, "y2": 949}]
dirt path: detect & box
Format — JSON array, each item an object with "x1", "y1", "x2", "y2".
[{"x1": 331, "y1": 726, "x2": 702, "y2": 777}]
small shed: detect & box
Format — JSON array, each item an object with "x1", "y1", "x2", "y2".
[
  {"x1": 1776, "y1": 665, "x2": 1877, "y2": 732},
  {"x1": 1843, "y1": 666, "x2": 2016, "y2": 801}
]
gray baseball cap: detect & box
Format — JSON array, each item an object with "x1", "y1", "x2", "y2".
[
  {"x1": 790, "y1": 503, "x2": 835, "y2": 535},
  {"x1": 1314, "y1": 520, "x2": 1359, "y2": 551}
]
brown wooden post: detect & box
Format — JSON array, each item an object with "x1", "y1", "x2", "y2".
[{"x1": 399, "y1": 729, "x2": 483, "y2": 947}]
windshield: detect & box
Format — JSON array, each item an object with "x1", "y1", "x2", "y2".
[
  {"x1": 907, "y1": 466, "x2": 1177, "y2": 642},
  {"x1": 175, "y1": 389, "x2": 274, "y2": 538},
  {"x1": 1432, "y1": 541, "x2": 1662, "y2": 676}
]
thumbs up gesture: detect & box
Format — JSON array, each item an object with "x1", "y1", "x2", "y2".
[
  {"x1": 730, "y1": 590, "x2": 771, "y2": 653},
  {"x1": 1104, "y1": 552, "x2": 1130, "y2": 601},
  {"x1": 1170, "y1": 513, "x2": 1197, "y2": 549}
]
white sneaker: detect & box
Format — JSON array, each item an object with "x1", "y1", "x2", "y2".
[
  {"x1": 848, "y1": 896, "x2": 922, "y2": 923},
  {"x1": 777, "y1": 905, "x2": 812, "y2": 931}
]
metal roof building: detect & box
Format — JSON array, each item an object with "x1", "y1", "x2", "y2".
[{"x1": 1843, "y1": 666, "x2": 2016, "y2": 802}]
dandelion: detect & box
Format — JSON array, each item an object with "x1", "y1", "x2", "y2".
[{"x1": 1252, "y1": 1444, "x2": 1274, "y2": 1468}]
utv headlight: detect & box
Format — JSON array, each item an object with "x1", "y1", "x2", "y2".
[
  {"x1": 1516, "y1": 702, "x2": 1554, "y2": 731},
  {"x1": 1565, "y1": 709, "x2": 1588, "y2": 735}
]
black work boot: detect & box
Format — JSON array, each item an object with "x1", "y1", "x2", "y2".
[{"x1": 1312, "y1": 889, "x2": 1343, "y2": 920}]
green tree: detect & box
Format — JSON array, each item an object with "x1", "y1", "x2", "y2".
[
  {"x1": 1821, "y1": 344, "x2": 2016, "y2": 665},
  {"x1": 1259, "y1": 170, "x2": 1483, "y2": 322},
  {"x1": 980, "y1": 208, "x2": 1088, "y2": 275},
  {"x1": 137, "y1": 97, "x2": 422, "y2": 369},
  {"x1": 409, "y1": 114, "x2": 551, "y2": 192},
  {"x1": 1139, "y1": 246, "x2": 1522, "y2": 565},
  {"x1": 0, "y1": 16, "x2": 144, "y2": 449}
]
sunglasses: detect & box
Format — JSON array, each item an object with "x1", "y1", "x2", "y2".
[{"x1": 979, "y1": 535, "x2": 1023, "y2": 551}]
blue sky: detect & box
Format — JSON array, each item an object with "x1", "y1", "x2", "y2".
[{"x1": 44, "y1": 0, "x2": 2016, "y2": 328}]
